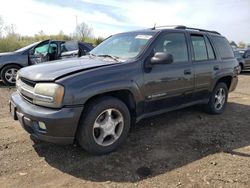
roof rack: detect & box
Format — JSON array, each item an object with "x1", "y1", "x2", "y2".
[
  {"x1": 152, "y1": 25, "x2": 221, "y2": 35},
  {"x1": 175, "y1": 26, "x2": 221, "y2": 35},
  {"x1": 151, "y1": 25, "x2": 181, "y2": 30}
]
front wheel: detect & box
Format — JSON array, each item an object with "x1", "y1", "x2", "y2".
[
  {"x1": 77, "y1": 97, "x2": 131, "y2": 155},
  {"x1": 1, "y1": 65, "x2": 20, "y2": 86},
  {"x1": 205, "y1": 82, "x2": 228, "y2": 114}
]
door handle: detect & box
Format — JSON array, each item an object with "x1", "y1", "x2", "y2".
[
  {"x1": 214, "y1": 65, "x2": 219, "y2": 71},
  {"x1": 184, "y1": 69, "x2": 192, "y2": 75}
]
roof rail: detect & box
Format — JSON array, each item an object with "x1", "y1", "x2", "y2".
[
  {"x1": 151, "y1": 25, "x2": 183, "y2": 30},
  {"x1": 175, "y1": 25, "x2": 221, "y2": 35},
  {"x1": 151, "y1": 25, "x2": 220, "y2": 35}
]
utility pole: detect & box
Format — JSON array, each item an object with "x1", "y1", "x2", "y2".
[{"x1": 75, "y1": 15, "x2": 78, "y2": 28}]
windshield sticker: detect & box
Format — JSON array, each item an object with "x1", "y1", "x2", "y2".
[{"x1": 135, "y1": 35, "x2": 152, "y2": 40}]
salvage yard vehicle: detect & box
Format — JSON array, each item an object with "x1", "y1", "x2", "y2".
[
  {"x1": 234, "y1": 49, "x2": 250, "y2": 73},
  {"x1": 10, "y1": 26, "x2": 238, "y2": 155},
  {"x1": 0, "y1": 40, "x2": 94, "y2": 86}
]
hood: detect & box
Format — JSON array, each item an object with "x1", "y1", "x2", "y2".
[
  {"x1": 0, "y1": 52, "x2": 17, "y2": 57},
  {"x1": 19, "y1": 56, "x2": 118, "y2": 81}
]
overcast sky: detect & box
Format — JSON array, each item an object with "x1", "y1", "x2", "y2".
[{"x1": 0, "y1": 0, "x2": 249, "y2": 43}]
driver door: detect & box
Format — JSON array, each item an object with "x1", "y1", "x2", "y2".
[
  {"x1": 143, "y1": 32, "x2": 194, "y2": 113},
  {"x1": 29, "y1": 40, "x2": 50, "y2": 65}
]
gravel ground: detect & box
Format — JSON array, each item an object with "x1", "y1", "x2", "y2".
[{"x1": 0, "y1": 72, "x2": 250, "y2": 188}]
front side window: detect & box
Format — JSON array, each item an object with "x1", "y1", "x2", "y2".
[
  {"x1": 154, "y1": 33, "x2": 188, "y2": 63},
  {"x1": 34, "y1": 43, "x2": 49, "y2": 54},
  {"x1": 90, "y1": 32, "x2": 155, "y2": 60},
  {"x1": 245, "y1": 50, "x2": 250, "y2": 58}
]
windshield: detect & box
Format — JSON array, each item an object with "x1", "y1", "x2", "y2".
[
  {"x1": 90, "y1": 32, "x2": 155, "y2": 60},
  {"x1": 15, "y1": 41, "x2": 41, "y2": 52}
]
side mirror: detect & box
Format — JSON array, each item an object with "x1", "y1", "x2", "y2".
[{"x1": 150, "y1": 52, "x2": 173, "y2": 65}]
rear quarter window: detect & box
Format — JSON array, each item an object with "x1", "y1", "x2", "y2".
[{"x1": 211, "y1": 36, "x2": 234, "y2": 59}]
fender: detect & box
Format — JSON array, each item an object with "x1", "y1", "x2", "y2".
[
  {"x1": 63, "y1": 79, "x2": 144, "y2": 106},
  {"x1": 210, "y1": 67, "x2": 236, "y2": 92}
]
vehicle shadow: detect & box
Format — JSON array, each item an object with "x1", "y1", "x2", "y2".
[
  {"x1": 33, "y1": 102, "x2": 250, "y2": 183},
  {"x1": 0, "y1": 80, "x2": 15, "y2": 88}
]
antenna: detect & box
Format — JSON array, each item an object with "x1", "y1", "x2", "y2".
[{"x1": 153, "y1": 23, "x2": 156, "y2": 30}]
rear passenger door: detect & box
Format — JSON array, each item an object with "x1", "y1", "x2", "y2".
[{"x1": 189, "y1": 34, "x2": 218, "y2": 101}]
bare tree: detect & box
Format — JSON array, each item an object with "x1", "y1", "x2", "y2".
[
  {"x1": 238, "y1": 41, "x2": 246, "y2": 49},
  {"x1": 75, "y1": 22, "x2": 93, "y2": 41},
  {"x1": 4, "y1": 24, "x2": 16, "y2": 36},
  {"x1": 0, "y1": 16, "x2": 4, "y2": 38}
]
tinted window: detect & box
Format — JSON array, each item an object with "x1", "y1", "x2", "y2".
[
  {"x1": 191, "y1": 35, "x2": 207, "y2": 61},
  {"x1": 205, "y1": 37, "x2": 215, "y2": 59},
  {"x1": 212, "y1": 36, "x2": 234, "y2": 59},
  {"x1": 61, "y1": 41, "x2": 78, "y2": 53},
  {"x1": 245, "y1": 50, "x2": 250, "y2": 57},
  {"x1": 154, "y1": 33, "x2": 188, "y2": 63}
]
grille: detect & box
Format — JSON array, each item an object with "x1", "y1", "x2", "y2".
[
  {"x1": 16, "y1": 78, "x2": 36, "y2": 103},
  {"x1": 20, "y1": 77, "x2": 36, "y2": 87}
]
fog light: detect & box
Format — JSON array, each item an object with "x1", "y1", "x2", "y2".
[{"x1": 38, "y1": 121, "x2": 46, "y2": 131}]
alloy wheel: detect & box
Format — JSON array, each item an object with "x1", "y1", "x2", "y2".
[{"x1": 92, "y1": 108, "x2": 124, "y2": 146}]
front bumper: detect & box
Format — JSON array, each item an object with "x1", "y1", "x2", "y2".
[{"x1": 10, "y1": 92, "x2": 83, "y2": 144}]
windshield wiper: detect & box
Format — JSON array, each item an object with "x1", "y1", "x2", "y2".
[{"x1": 97, "y1": 54, "x2": 119, "y2": 62}]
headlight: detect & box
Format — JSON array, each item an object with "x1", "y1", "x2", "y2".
[
  {"x1": 33, "y1": 83, "x2": 64, "y2": 108},
  {"x1": 16, "y1": 73, "x2": 19, "y2": 81}
]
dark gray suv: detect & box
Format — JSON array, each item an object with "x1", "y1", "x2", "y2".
[
  {"x1": 10, "y1": 26, "x2": 238, "y2": 155},
  {"x1": 234, "y1": 49, "x2": 250, "y2": 72}
]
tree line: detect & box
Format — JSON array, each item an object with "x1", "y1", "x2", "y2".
[{"x1": 0, "y1": 16, "x2": 104, "y2": 53}]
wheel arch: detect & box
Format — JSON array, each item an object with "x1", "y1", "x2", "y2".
[
  {"x1": 0, "y1": 63, "x2": 23, "y2": 73},
  {"x1": 239, "y1": 62, "x2": 244, "y2": 69},
  {"x1": 213, "y1": 75, "x2": 232, "y2": 90},
  {"x1": 83, "y1": 89, "x2": 137, "y2": 118},
  {"x1": 74, "y1": 89, "x2": 138, "y2": 142}
]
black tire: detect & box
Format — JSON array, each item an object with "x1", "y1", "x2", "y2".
[
  {"x1": 77, "y1": 96, "x2": 131, "y2": 155},
  {"x1": 1, "y1": 65, "x2": 20, "y2": 86},
  {"x1": 205, "y1": 82, "x2": 228, "y2": 114},
  {"x1": 239, "y1": 63, "x2": 243, "y2": 74}
]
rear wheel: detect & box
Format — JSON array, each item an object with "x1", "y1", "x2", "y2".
[
  {"x1": 1, "y1": 65, "x2": 20, "y2": 86},
  {"x1": 77, "y1": 96, "x2": 131, "y2": 155},
  {"x1": 205, "y1": 82, "x2": 228, "y2": 114}
]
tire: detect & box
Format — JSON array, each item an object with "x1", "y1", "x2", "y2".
[
  {"x1": 77, "y1": 96, "x2": 131, "y2": 155},
  {"x1": 238, "y1": 63, "x2": 243, "y2": 74},
  {"x1": 205, "y1": 82, "x2": 228, "y2": 114},
  {"x1": 1, "y1": 65, "x2": 20, "y2": 86}
]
